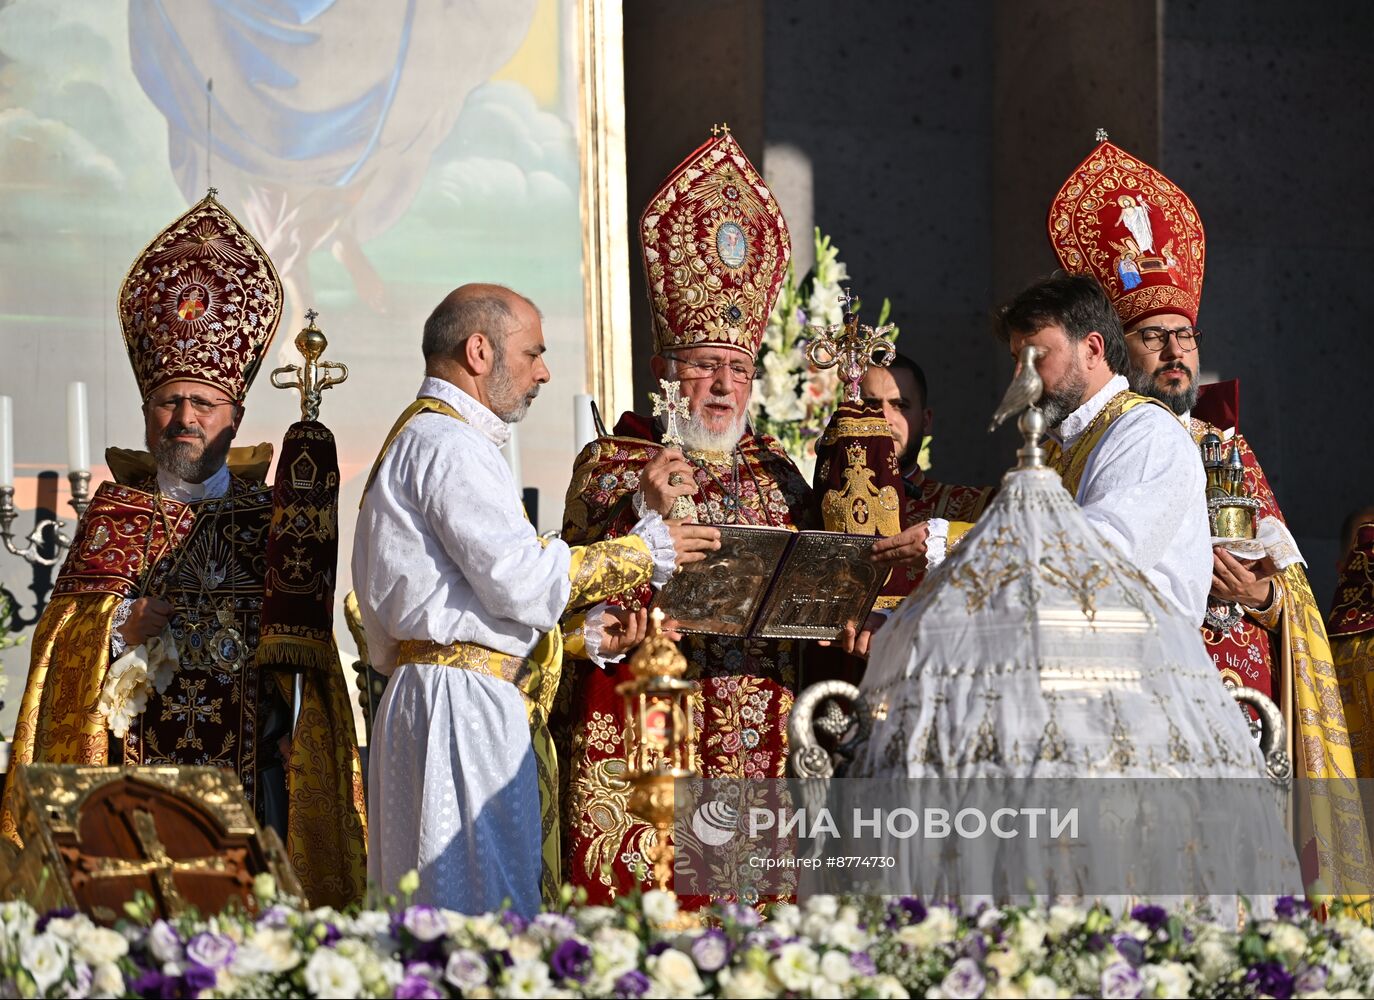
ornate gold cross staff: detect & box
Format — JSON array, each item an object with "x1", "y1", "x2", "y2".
[
  {"x1": 270, "y1": 309, "x2": 349, "y2": 421},
  {"x1": 650, "y1": 379, "x2": 696, "y2": 519},
  {"x1": 805, "y1": 289, "x2": 896, "y2": 403}
]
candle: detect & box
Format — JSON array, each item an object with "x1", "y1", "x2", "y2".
[
  {"x1": 574, "y1": 393, "x2": 595, "y2": 453},
  {"x1": 0, "y1": 395, "x2": 13, "y2": 488},
  {"x1": 67, "y1": 381, "x2": 90, "y2": 473}
]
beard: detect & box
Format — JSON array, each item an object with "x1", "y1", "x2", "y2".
[
  {"x1": 1039, "y1": 362, "x2": 1089, "y2": 429},
  {"x1": 488, "y1": 355, "x2": 539, "y2": 424},
  {"x1": 1129, "y1": 359, "x2": 1199, "y2": 416},
  {"x1": 673, "y1": 400, "x2": 748, "y2": 454},
  {"x1": 149, "y1": 423, "x2": 232, "y2": 483}
]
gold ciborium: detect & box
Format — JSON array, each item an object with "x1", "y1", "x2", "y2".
[{"x1": 616, "y1": 609, "x2": 698, "y2": 894}]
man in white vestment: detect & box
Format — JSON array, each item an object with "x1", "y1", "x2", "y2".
[
  {"x1": 353, "y1": 283, "x2": 718, "y2": 914},
  {"x1": 875, "y1": 274, "x2": 1212, "y2": 625}
]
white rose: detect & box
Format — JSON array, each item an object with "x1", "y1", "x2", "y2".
[
  {"x1": 805, "y1": 895, "x2": 841, "y2": 919},
  {"x1": 148, "y1": 920, "x2": 183, "y2": 964},
  {"x1": 719, "y1": 966, "x2": 777, "y2": 999},
  {"x1": 986, "y1": 946, "x2": 1024, "y2": 979},
  {"x1": 507, "y1": 935, "x2": 543, "y2": 963},
  {"x1": 22, "y1": 933, "x2": 70, "y2": 993},
  {"x1": 75, "y1": 925, "x2": 128, "y2": 966},
  {"x1": 1014, "y1": 917, "x2": 1048, "y2": 955},
  {"x1": 591, "y1": 926, "x2": 640, "y2": 975},
  {"x1": 1047, "y1": 904, "x2": 1084, "y2": 939},
  {"x1": 824, "y1": 920, "x2": 870, "y2": 952},
  {"x1": 1194, "y1": 935, "x2": 1236, "y2": 981},
  {"x1": 978, "y1": 908, "x2": 1006, "y2": 931},
  {"x1": 1027, "y1": 974, "x2": 1063, "y2": 998},
  {"x1": 303, "y1": 947, "x2": 363, "y2": 999},
  {"x1": 467, "y1": 916, "x2": 511, "y2": 951},
  {"x1": 642, "y1": 889, "x2": 680, "y2": 928},
  {"x1": 649, "y1": 948, "x2": 705, "y2": 996},
  {"x1": 499, "y1": 958, "x2": 551, "y2": 999},
  {"x1": 987, "y1": 981, "x2": 1029, "y2": 999},
  {"x1": 91, "y1": 961, "x2": 124, "y2": 996},
  {"x1": 770, "y1": 904, "x2": 802, "y2": 937},
  {"x1": 1267, "y1": 922, "x2": 1309, "y2": 966},
  {"x1": 233, "y1": 928, "x2": 300, "y2": 974},
  {"x1": 820, "y1": 949, "x2": 856, "y2": 985},
  {"x1": 446, "y1": 948, "x2": 491, "y2": 992},
  {"x1": 1347, "y1": 925, "x2": 1374, "y2": 967},
  {"x1": 871, "y1": 973, "x2": 912, "y2": 999},
  {"x1": 896, "y1": 906, "x2": 957, "y2": 951},
  {"x1": 346, "y1": 910, "x2": 392, "y2": 938},
  {"x1": 772, "y1": 942, "x2": 820, "y2": 992},
  {"x1": 1143, "y1": 961, "x2": 1192, "y2": 997}
]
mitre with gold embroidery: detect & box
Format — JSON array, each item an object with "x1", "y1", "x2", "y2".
[
  {"x1": 1047, "y1": 134, "x2": 1205, "y2": 326},
  {"x1": 118, "y1": 192, "x2": 283, "y2": 401},
  {"x1": 639, "y1": 129, "x2": 791, "y2": 358}
]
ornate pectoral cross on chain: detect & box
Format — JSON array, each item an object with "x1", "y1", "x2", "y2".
[
  {"x1": 805, "y1": 288, "x2": 896, "y2": 403},
  {"x1": 649, "y1": 379, "x2": 697, "y2": 519},
  {"x1": 85, "y1": 809, "x2": 230, "y2": 917}
]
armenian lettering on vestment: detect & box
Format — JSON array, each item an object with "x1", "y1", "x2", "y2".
[
  {"x1": 556, "y1": 129, "x2": 812, "y2": 904},
  {"x1": 1049, "y1": 135, "x2": 1374, "y2": 900},
  {"x1": 0, "y1": 194, "x2": 367, "y2": 908}
]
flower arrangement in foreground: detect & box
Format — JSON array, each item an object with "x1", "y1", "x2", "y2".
[
  {"x1": 2, "y1": 875, "x2": 1370, "y2": 999},
  {"x1": 750, "y1": 229, "x2": 902, "y2": 482}
]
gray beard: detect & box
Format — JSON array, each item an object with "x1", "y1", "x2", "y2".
[
  {"x1": 1129, "y1": 362, "x2": 1198, "y2": 416},
  {"x1": 664, "y1": 406, "x2": 748, "y2": 453},
  {"x1": 488, "y1": 356, "x2": 538, "y2": 423},
  {"x1": 151, "y1": 429, "x2": 230, "y2": 484}
]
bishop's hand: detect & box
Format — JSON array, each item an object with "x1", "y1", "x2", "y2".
[
  {"x1": 871, "y1": 521, "x2": 930, "y2": 568},
  {"x1": 599, "y1": 607, "x2": 650, "y2": 657},
  {"x1": 640, "y1": 447, "x2": 698, "y2": 516},
  {"x1": 1211, "y1": 548, "x2": 1277, "y2": 608},
  {"x1": 118, "y1": 596, "x2": 174, "y2": 647},
  {"x1": 666, "y1": 519, "x2": 721, "y2": 567}
]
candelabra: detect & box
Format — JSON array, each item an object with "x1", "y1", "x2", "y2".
[{"x1": 0, "y1": 472, "x2": 92, "y2": 567}]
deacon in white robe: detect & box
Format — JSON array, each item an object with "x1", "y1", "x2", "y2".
[{"x1": 353, "y1": 284, "x2": 717, "y2": 915}]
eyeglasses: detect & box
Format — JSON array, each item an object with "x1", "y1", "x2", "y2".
[
  {"x1": 673, "y1": 359, "x2": 760, "y2": 383},
  {"x1": 148, "y1": 394, "x2": 237, "y2": 415},
  {"x1": 1127, "y1": 325, "x2": 1202, "y2": 352}
]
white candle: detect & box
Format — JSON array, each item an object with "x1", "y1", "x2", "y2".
[
  {"x1": 0, "y1": 395, "x2": 13, "y2": 488},
  {"x1": 67, "y1": 381, "x2": 90, "y2": 473},
  {"x1": 574, "y1": 393, "x2": 596, "y2": 453},
  {"x1": 502, "y1": 423, "x2": 522, "y2": 490}
]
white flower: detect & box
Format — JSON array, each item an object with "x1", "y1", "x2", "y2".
[
  {"x1": 403, "y1": 905, "x2": 448, "y2": 942},
  {"x1": 1014, "y1": 916, "x2": 1048, "y2": 955},
  {"x1": 1027, "y1": 975, "x2": 1064, "y2": 998},
  {"x1": 642, "y1": 889, "x2": 679, "y2": 928},
  {"x1": 148, "y1": 920, "x2": 183, "y2": 964},
  {"x1": 22, "y1": 932, "x2": 70, "y2": 993},
  {"x1": 772, "y1": 942, "x2": 819, "y2": 992},
  {"x1": 531, "y1": 913, "x2": 576, "y2": 944},
  {"x1": 91, "y1": 961, "x2": 124, "y2": 996},
  {"x1": 820, "y1": 950, "x2": 856, "y2": 985},
  {"x1": 345, "y1": 910, "x2": 392, "y2": 938},
  {"x1": 507, "y1": 934, "x2": 543, "y2": 962},
  {"x1": 591, "y1": 926, "x2": 640, "y2": 975},
  {"x1": 500, "y1": 958, "x2": 552, "y2": 999},
  {"x1": 805, "y1": 894, "x2": 841, "y2": 919},
  {"x1": 940, "y1": 957, "x2": 988, "y2": 999},
  {"x1": 870, "y1": 974, "x2": 911, "y2": 999},
  {"x1": 770, "y1": 903, "x2": 802, "y2": 937},
  {"x1": 823, "y1": 920, "x2": 870, "y2": 952},
  {"x1": 303, "y1": 947, "x2": 363, "y2": 999},
  {"x1": 74, "y1": 925, "x2": 127, "y2": 966},
  {"x1": 718, "y1": 966, "x2": 777, "y2": 999},
  {"x1": 1047, "y1": 903, "x2": 1085, "y2": 939},
  {"x1": 1267, "y1": 921, "x2": 1309, "y2": 965},
  {"x1": 896, "y1": 905, "x2": 958, "y2": 950},
  {"x1": 98, "y1": 645, "x2": 155, "y2": 737},
  {"x1": 1143, "y1": 961, "x2": 1192, "y2": 997},
  {"x1": 572, "y1": 906, "x2": 618, "y2": 935},
  {"x1": 233, "y1": 928, "x2": 300, "y2": 974},
  {"x1": 986, "y1": 946, "x2": 1024, "y2": 979},
  {"x1": 464, "y1": 915, "x2": 511, "y2": 951},
  {"x1": 186, "y1": 930, "x2": 236, "y2": 969},
  {"x1": 650, "y1": 948, "x2": 705, "y2": 996},
  {"x1": 446, "y1": 948, "x2": 490, "y2": 991}
]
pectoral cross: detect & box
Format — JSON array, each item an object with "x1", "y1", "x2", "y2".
[
  {"x1": 805, "y1": 288, "x2": 896, "y2": 402},
  {"x1": 84, "y1": 809, "x2": 230, "y2": 917},
  {"x1": 650, "y1": 379, "x2": 689, "y2": 448},
  {"x1": 270, "y1": 308, "x2": 349, "y2": 421}
]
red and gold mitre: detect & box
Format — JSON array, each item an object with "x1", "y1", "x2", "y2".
[
  {"x1": 1048, "y1": 134, "x2": 1205, "y2": 326},
  {"x1": 119, "y1": 192, "x2": 283, "y2": 402},
  {"x1": 639, "y1": 128, "x2": 791, "y2": 358}
]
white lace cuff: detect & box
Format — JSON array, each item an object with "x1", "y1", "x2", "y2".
[
  {"x1": 109, "y1": 597, "x2": 135, "y2": 658},
  {"x1": 632, "y1": 488, "x2": 650, "y2": 520},
  {"x1": 631, "y1": 510, "x2": 676, "y2": 587},
  {"x1": 925, "y1": 518, "x2": 950, "y2": 569},
  {"x1": 582, "y1": 602, "x2": 625, "y2": 669}
]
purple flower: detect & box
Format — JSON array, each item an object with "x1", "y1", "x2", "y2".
[
  {"x1": 1275, "y1": 895, "x2": 1311, "y2": 922},
  {"x1": 850, "y1": 950, "x2": 877, "y2": 977},
  {"x1": 402, "y1": 905, "x2": 447, "y2": 942},
  {"x1": 183, "y1": 962, "x2": 218, "y2": 994},
  {"x1": 1111, "y1": 933, "x2": 1145, "y2": 967},
  {"x1": 960, "y1": 932, "x2": 987, "y2": 962},
  {"x1": 647, "y1": 940, "x2": 672, "y2": 957},
  {"x1": 1087, "y1": 932, "x2": 1108, "y2": 953},
  {"x1": 35, "y1": 907, "x2": 77, "y2": 933},
  {"x1": 256, "y1": 905, "x2": 291, "y2": 928},
  {"x1": 533, "y1": 912, "x2": 576, "y2": 942},
  {"x1": 186, "y1": 931, "x2": 236, "y2": 970},
  {"x1": 551, "y1": 939, "x2": 593, "y2": 982},
  {"x1": 939, "y1": 957, "x2": 987, "y2": 1000},
  {"x1": 1246, "y1": 961, "x2": 1295, "y2": 1000},
  {"x1": 1129, "y1": 904, "x2": 1168, "y2": 932},
  {"x1": 500, "y1": 911, "x2": 529, "y2": 935},
  {"x1": 1294, "y1": 963, "x2": 1328, "y2": 994},
  {"x1": 690, "y1": 929, "x2": 732, "y2": 972},
  {"x1": 130, "y1": 968, "x2": 166, "y2": 997},
  {"x1": 395, "y1": 974, "x2": 443, "y2": 999},
  {"x1": 1100, "y1": 961, "x2": 1144, "y2": 999},
  {"x1": 613, "y1": 969, "x2": 652, "y2": 998},
  {"x1": 721, "y1": 902, "x2": 762, "y2": 928},
  {"x1": 887, "y1": 896, "x2": 927, "y2": 927}
]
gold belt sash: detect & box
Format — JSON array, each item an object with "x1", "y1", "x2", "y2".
[{"x1": 395, "y1": 636, "x2": 562, "y2": 902}]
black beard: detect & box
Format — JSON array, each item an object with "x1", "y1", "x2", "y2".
[
  {"x1": 1129, "y1": 361, "x2": 1199, "y2": 416},
  {"x1": 1039, "y1": 369, "x2": 1089, "y2": 429}
]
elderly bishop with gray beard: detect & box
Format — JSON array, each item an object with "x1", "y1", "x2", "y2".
[{"x1": 556, "y1": 129, "x2": 816, "y2": 904}]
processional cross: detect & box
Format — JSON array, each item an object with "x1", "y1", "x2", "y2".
[
  {"x1": 270, "y1": 308, "x2": 349, "y2": 421},
  {"x1": 805, "y1": 289, "x2": 896, "y2": 402},
  {"x1": 649, "y1": 379, "x2": 697, "y2": 519},
  {"x1": 85, "y1": 809, "x2": 230, "y2": 917}
]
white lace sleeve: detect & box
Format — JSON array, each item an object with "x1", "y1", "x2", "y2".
[
  {"x1": 630, "y1": 510, "x2": 676, "y2": 587},
  {"x1": 109, "y1": 597, "x2": 135, "y2": 658},
  {"x1": 924, "y1": 518, "x2": 950, "y2": 569}
]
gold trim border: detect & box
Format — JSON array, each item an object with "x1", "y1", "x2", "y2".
[{"x1": 577, "y1": 0, "x2": 632, "y2": 424}]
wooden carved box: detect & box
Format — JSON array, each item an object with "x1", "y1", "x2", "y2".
[{"x1": 1, "y1": 765, "x2": 302, "y2": 924}]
